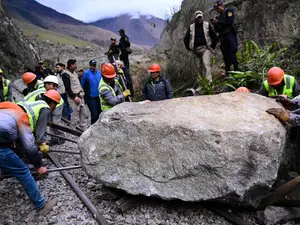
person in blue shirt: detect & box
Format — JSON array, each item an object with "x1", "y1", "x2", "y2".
[{"x1": 80, "y1": 60, "x2": 102, "y2": 124}]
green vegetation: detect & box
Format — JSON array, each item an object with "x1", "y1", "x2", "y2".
[
  {"x1": 14, "y1": 19, "x2": 97, "y2": 47},
  {"x1": 197, "y1": 40, "x2": 288, "y2": 94}
]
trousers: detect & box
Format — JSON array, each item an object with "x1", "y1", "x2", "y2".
[
  {"x1": 86, "y1": 96, "x2": 101, "y2": 124},
  {"x1": 0, "y1": 147, "x2": 45, "y2": 209}
]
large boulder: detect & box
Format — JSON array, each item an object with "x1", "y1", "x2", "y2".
[{"x1": 79, "y1": 93, "x2": 288, "y2": 207}]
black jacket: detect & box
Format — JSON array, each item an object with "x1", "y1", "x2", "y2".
[
  {"x1": 119, "y1": 34, "x2": 130, "y2": 53},
  {"x1": 142, "y1": 77, "x2": 172, "y2": 101},
  {"x1": 184, "y1": 22, "x2": 218, "y2": 50},
  {"x1": 108, "y1": 43, "x2": 120, "y2": 56}
]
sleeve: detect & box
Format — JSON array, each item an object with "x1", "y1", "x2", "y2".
[
  {"x1": 259, "y1": 83, "x2": 269, "y2": 97},
  {"x1": 209, "y1": 23, "x2": 218, "y2": 49},
  {"x1": 219, "y1": 8, "x2": 235, "y2": 25},
  {"x1": 293, "y1": 79, "x2": 300, "y2": 98},
  {"x1": 7, "y1": 83, "x2": 12, "y2": 102},
  {"x1": 184, "y1": 28, "x2": 191, "y2": 51},
  {"x1": 18, "y1": 114, "x2": 42, "y2": 168},
  {"x1": 35, "y1": 108, "x2": 51, "y2": 144},
  {"x1": 100, "y1": 88, "x2": 124, "y2": 106},
  {"x1": 142, "y1": 83, "x2": 149, "y2": 100},
  {"x1": 165, "y1": 79, "x2": 173, "y2": 99},
  {"x1": 289, "y1": 113, "x2": 300, "y2": 127},
  {"x1": 62, "y1": 73, "x2": 76, "y2": 99}
]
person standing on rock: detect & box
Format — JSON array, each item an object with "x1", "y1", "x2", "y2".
[
  {"x1": 105, "y1": 38, "x2": 120, "y2": 64},
  {"x1": 142, "y1": 64, "x2": 173, "y2": 101},
  {"x1": 21, "y1": 72, "x2": 44, "y2": 96},
  {"x1": 61, "y1": 59, "x2": 87, "y2": 130},
  {"x1": 55, "y1": 63, "x2": 71, "y2": 121},
  {"x1": 211, "y1": 0, "x2": 239, "y2": 75},
  {"x1": 0, "y1": 69, "x2": 12, "y2": 102},
  {"x1": 98, "y1": 63, "x2": 131, "y2": 111},
  {"x1": 259, "y1": 67, "x2": 300, "y2": 99},
  {"x1": 119, "y1": 29, "x2": 131, "y2": 69},
  {"x1": 0, "y1": 101, "x2": 57, "y2": 215},
  {"x1": 81, "y1": 60, "x2": 102, "y2": 124},
  {"x1": 184, "y1": 10, "x2": 218, "y2": 82}
]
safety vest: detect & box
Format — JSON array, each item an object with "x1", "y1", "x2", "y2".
[
  {"x1": 98, "y1": 79, "x2": 122, "y2": 111},
  {"x1": 36, "y1": 80, "x2": 44, "y2": 90},
  {"x1": 2, "y1": 78, "x2": 11, "y2": 101},
  {"x1": 263, "y1": 75, "x2": 295, "y2": 98},
  {"x1": 17, "y1": 100, "x2": 49, "y2": 132},
  {"x1": 23, "y1": 88, "x2": 64, "y2": 107},
  {"x1": 189, "y1": 21, "x2": 212, "y2": 50}
]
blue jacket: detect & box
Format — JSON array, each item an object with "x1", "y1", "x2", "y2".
[
  {"x1": 142, "y1": 77, "x2": 173, "y2": 101},
  {"x1": 81, "y1": 69, "x2": 102, "y2": 98}
]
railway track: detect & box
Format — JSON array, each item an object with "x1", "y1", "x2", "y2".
[{"x1": 1, "y1": 121, "x2": 262, "y2": 225}]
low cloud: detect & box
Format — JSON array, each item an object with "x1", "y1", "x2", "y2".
[{"x1": 36, "y1": 0, "x2": 182, "y2": 22}]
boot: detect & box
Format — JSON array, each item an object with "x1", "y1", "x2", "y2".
[
  {"x1": 266, "y1": 108, "x2": 290, "y2": 123},
  {"x1": 38, "y1": 196, "x2": 57, "y2": 216}
]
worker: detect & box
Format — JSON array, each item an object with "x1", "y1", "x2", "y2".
[
  {"x1": 55, "y1": 63, "x2": 71, "y2": 121},
  {"x1": 105, "y1": 38, "x2": 120, "y2": 64},
  {"x1": 78, "y1": 68, "x2": 84, "y2": 81},
  {"x1": 17, "y1": 90, "x2": 61, "y2": 153},
  {"x1": 142, "y1": 64, "x2": 173, "y2": 101},
  {"x1": 81, "y1": 60, "x2": 102, "y2": 124},
  {"x1": 98, "y1": 63, "x2": 131, "y2": 111},
  {"x1": 22, "y1": 76, "x2": 65, "y2": 145},
  {"x1": 0, "y1": 69, "x2": 12, "y2": 102},
  {"x1": 236, "y1": 87, "x2": 250, "y2": 93},
  {"x1": 259, "y1": 67, "x2": 300, "y2": 98},
  {"x1": 211, "y1": 0, "x2": 238, "y2": 74},
  {"x1": 115, "y1": 60, "x2": 134, "y2": 97},
  {"x1": 184, "y1": 10, "x2": 218, "y2": 82},
  {"x1": 119, "y1": 29, "x2": 131, "y2": 69},
  {"x1": 61, "y1": 59, "x2": 87, "y2": 130},
  {"x1": 0, "y1": 101, "x2": 57, "y2": 215},
  {"x1": 22, "y1": 72, "x2": 44, "y2": 96}
]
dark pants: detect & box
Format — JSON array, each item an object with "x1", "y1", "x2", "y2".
[
  {"x1": 61, "y1": 93, "x2": 72, "y2": 121},
  {"x1": 86, "y1": 96, "x2": 101, "y2": 124},
  {"x1": 220, "y1": 33, "x2": 239, "y2": 73},
  {"x1": 0, "y1": 148, "x2": 45, "y2": 209},
  {"x1": 120, "y1": 53, "x2": 130, "y2": 69}
]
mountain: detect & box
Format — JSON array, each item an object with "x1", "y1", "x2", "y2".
[
  {"x1": 90, "y1": 14, "x2": 166, "y2": 46},
  {"x1": 0, "y1": 0, "x2": 38, "y2": 76},
  {"x1": 2, "y1": 0, "x2": 121, "y2": 47}
]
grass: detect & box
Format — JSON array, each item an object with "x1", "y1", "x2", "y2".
[{"x1": 13, "y1": 19, "x2": 97, "y2": 47}]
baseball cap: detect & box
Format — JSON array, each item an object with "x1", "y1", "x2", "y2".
[
  {"x1": 89, "y1": 60, "x2": 97, "y2": 65},
  {"x1": 214, "y1": 1, "x2": 223, "y2": 9}
]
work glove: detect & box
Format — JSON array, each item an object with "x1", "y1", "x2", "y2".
[
  {"x1": 39, "y1": 143, "x2": 50, "y2": 153},
  {"x1": 266, "y1": 108, "x2": 290, "y2": 124},
  {"x1": 123, "y1": 89, "x2": 131, "y2": 98}
]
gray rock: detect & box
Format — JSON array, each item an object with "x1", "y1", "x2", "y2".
[
  {"x1": 262, "y1": 206, "x2": 300, "y2": 225},
  {"x1": 79, "y1": 93, "x2": 288, "y2": 207}
]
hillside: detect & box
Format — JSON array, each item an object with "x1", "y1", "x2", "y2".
[
  {"x1": 90, "y1": 14, "x2": 165, "y2": 46},
  {"x1": 0, "y1": 0, "x2": 37, "y2": 76}
]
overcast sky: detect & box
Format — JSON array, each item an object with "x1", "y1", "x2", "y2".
[{"x1": 36, "y1": 0, "x2": 183, "y2": 22}]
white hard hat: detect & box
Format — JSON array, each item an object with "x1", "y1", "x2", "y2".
[{"x1": 44, "y1": 75, "x2": 58, "y2": 85}]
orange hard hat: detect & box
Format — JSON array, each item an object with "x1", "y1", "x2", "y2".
[
  {"x1": 148, "y1": 63, "x2": 161, "y2": 73},
  {"x1": 236, "y1": 87, "x2": 250, "y2": 93},
  {"x1": 43, "y1": 90, "x2": 61, "y2": 104},
  {"x1": 101, "y1": 63, "x2": 116, "y2": 78},
  {"x1": 22, "y1": 72, "x2": 36, "y2": 85},
  {"x1": 267, "y1": 67, "x2": 284, "y2": 86}
]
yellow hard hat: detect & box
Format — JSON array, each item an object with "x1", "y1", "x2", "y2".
[{"x1": 0, "y1": 69, "x2": 3, "y2": 74}]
